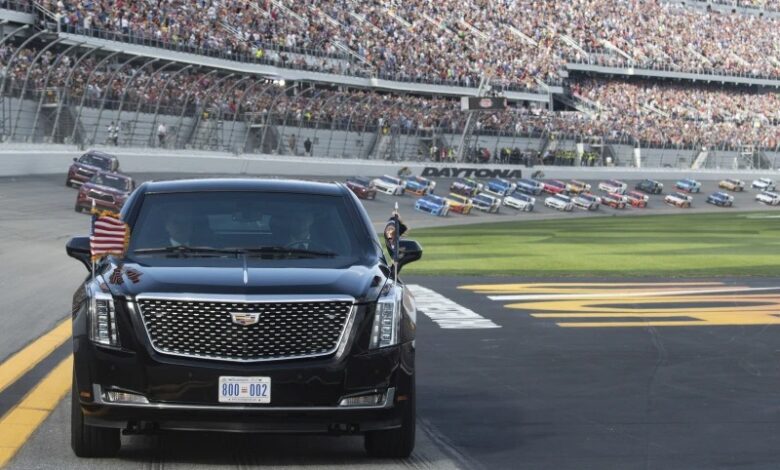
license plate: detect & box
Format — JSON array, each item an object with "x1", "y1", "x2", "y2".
[{"x1": 218, "y1": 376, "x2": 271, "y2": 403}]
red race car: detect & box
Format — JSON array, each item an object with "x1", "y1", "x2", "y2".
[
  {"x1": 75, "y1": 171, "x2": 135, "y2": 213},
  {"x1": 625, "y1": 190, "x2": 649, "y2": 208},
  {"x1": 66, "y1": 150, "x2": 120, "y2": 188},
  {"x1": 543, "y1": 179, "x2": 567, "y2": 194},
  {"x1": 346, "y1": 177, "x2": 377, "y2": 200}
]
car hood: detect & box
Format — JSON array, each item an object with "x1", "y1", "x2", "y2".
[
  {"x1": 101, "y1": 259, "x2": 388, "y2": 303},
  {"x1": 82, "y1": 183, "x2": 128, "y2": 195}
]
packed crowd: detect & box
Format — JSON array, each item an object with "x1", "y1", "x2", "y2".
[
  {"x1": 38, "y1": 0, "x2": 780, "y2": 89},
  {"x1": 7, "y1": 43, "x2": 780, "y2": 150}
]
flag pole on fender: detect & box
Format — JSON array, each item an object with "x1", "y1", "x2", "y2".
[{"x1": 90, "y1": 199, "x2": 96, "y2": 282}]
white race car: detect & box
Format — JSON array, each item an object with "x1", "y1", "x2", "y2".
[
  {"x1": 503, "y1": 191, "x2": 535, "y2": 211},
  {"x1": 598, "y1": 179, "x2": 628, "y2": 194},
  {"x1": 664, "y1": 192, "x2": 693, "y2": 208},
  {"x1": 752, "y1": 178, "x2": 776, "y2": 192},
  {"x1": 572, "y1": 193, "x2": 600, "y2": 211},
  {"x1": 756, "y1": 191, "x2": 780, "y2": 206},
  {"x1": 545, "y1": 194, "x2": 574, "y2": 211},
  {"x1": 371, "y1": 175, "x2": 405, "y2": 195}
]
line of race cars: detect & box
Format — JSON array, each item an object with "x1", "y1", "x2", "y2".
[
  {"x1": 344, "y1": 174, "x2": 780, "y2": 217},
  {"x1": 64, "y1": 149, "x2": 780, "y2": 218}
]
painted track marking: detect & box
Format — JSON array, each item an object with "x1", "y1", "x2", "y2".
[{"x1": 0, "y1": 319, "x2": 70, "y2": 395}]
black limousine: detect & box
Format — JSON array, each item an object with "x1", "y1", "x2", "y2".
[{"x1": 66, "y1": 178, "x2": 423, "y2": 458}]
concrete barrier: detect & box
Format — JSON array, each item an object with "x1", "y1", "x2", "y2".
[{"x1": 0, "y1": 144, "x2": 778, "y2": 181}]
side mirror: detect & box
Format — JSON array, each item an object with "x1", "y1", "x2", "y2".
[
  {"x1": 66, "y1": 237, "x2": 92, "y2": 271},
  {"x1": 72, "y1": 157, "x2": 77, "y2": 162},
  {"x1": 396, "y1": 239, "x2": 422, "y2": 273}
]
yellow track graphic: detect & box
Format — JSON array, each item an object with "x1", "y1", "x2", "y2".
[{"x1": 460, "y1": 282, "x2": 780, "y2": 328}]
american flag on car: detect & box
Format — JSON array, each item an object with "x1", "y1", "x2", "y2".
[{"x1": 90, "y1": 211, "x2": 129, "y2": 261}]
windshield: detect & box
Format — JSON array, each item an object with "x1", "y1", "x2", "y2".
[
  {"x1": 91, "y1": 173, "x2": 129, "y2": 191},
  {"x1": 128, "y1": 191, "x2": 373, "y2": 262},
  {"x1": 79, "y1": 154, "x2": 112, "y2": 170},
  {"x1": 380, "y1": 176, "x2": 398, "y2": 184},
  {"x1": 350, "y1": 178, "x2": 370, "y2": 186},
  {"x1": 448, "y1": 195, "x2": 466, "y2": 203}
]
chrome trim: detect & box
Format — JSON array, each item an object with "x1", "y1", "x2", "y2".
[
  {"x1": 136, "y1": 293, "x2": 355, "y2": 303},
  {"x1": 134, "y1": 294, "x2": 357, "y2": 363},
  {"x1": 92, "y1": 384, "x2": 395, "y2": 411}
]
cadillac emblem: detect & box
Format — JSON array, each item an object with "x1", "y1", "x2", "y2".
[{"x1": 230, "y1": 312, "x2": 260, "y2": 326}]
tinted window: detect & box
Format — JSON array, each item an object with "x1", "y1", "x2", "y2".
[
  {"x1": 128, "y1": 191, "x2": 372, "y2": 261},
  {"x1": 79, "y1": 154, "x2": 112, "y2": 170},
  {"x1": 92, "y1": 174, "x2": 129, "y2": 191}
]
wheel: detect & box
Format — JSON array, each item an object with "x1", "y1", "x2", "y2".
[
  {"x1": 65, "y1": 179, "x2": 73, "y2": 188},
  {"x1": 71, "y1": 371, "x2": 121, "y2": 457},
  {"x1": 74, "y1": 204, "x2": 82, "y2": 213},
  {"x1": 365, "y1": 377, "x2": 415, "y2": 458}
]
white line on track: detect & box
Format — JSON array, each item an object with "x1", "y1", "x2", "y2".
[
  {"x1": 487, "y1": 286, "x2": 780, "y2": 302},
  {"x1": 407, "y1": 285, "x2": 500, "y2": 329}
]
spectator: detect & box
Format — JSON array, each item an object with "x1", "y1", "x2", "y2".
[{"x1": 157, "y1": 122, "x2": 167, "y2": 147}]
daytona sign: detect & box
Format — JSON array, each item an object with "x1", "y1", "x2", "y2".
[{"x1": 421, "y1": 167, "x2": 522, "y2": 179}]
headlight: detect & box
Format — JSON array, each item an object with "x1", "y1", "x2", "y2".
[
  {"x1": 369, "y1": 284, "x2": 402, "y2": 350},
  {"x1": 88, "y1": 289, "x2": 120, "y2": 347}
]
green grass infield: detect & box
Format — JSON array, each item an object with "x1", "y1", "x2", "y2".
[{"x1": 402, "y1": 211, "x2": 780, "y2": 277}]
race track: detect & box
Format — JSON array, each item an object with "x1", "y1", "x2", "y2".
[{"x1": 1, "y1": 173, "x2": 780, "y2": 469}]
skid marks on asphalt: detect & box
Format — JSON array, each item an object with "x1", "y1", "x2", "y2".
[{"x1": 458, "y1": 282, "x2": 780, "y2": 328}]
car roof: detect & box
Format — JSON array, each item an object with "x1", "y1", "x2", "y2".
[
  {"x1": 84, "y1": 150, "x2": 116, "y2": 159},
  {"x1": 143, "y1": 178, "x2": 345, "y2": 196}
]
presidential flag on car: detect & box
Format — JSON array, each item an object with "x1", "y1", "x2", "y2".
[{"x1": 90, "y1": 209, "x2": 129, "y2": 261}]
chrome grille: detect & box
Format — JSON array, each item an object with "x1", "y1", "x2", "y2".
[
  {"x1": 88, "y1": 190, "x2": 114, "y2": 203},
  {"x1": 136, "y1": 297, "x2": 354, "y2": 362}
]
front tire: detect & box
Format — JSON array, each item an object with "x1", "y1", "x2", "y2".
[
  {"x1": 365, "y1": 379, "x2": 415, "y2": 458},
  {"x1": 71, "y1": 372, "x2": 121, "y2": 458}
]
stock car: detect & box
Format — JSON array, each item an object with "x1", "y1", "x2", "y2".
[
  {"x1": 718, "y1": 178, "x2": 745, "y2": 192},
  {"x1": 543, "y1": 179, "x2": 568, "y2": 194},
  {"x1": 675, "y1": 178, "x2": 702, "y2": 193},
  {"x1": 572, "y1": 193, "x2": 600, "y2": 211},
  {"x1": 626, "y1": 190, "x2": 649, "y2": 208},
  {"x1": 372, "y1": 175, "x2": 406, "y2": 195},
  {"x1": 752, "y1": 178, "x2": 776, "y2": 192},
  {"x1": 74, "y1": 172, "x2": 135, "y2": 213},
  {"x1": 598, "y1": 179, "x2": 628, "y2": 194},
  {"x1": 706, "y1": 191, "x2": 734, "y2": 207},
  {"x1": 664, "y1": 192, "x2": 693, "y2": 208},
  {"x1": 445, "y1": 193, "x2": 473, "y2": 214},
  {"x1": 515, "y1": 178, "x2": 544, "y2": 196},
  {"x1": 404, "y1": 176, "x2": 436, "y2": 196},
  {"x1": 66, "y1": 150, "x2": 120, "y2": 187},
  {"x1": 755, "y1": 191, "x2": 780, "y2": 206},
  {"x1": 566, "y1": 179, "x2": 591, "y2": 194},
  {"x1": 449, "y1": 178, "x2": 483, "y2": 197},
  {"x1": 415, "y1": 194, "x2": 449, "y2": 216},
  {"x1": 484, "y1": 178, "x2": 517, "y2": 197},
  {"x1": 602, "y1": 193, "x2": 628, "y2": 209},
  {"x1": 636, "y1": 179, "x2": 664, "y2": 194},
  {"x1": 502, "y1": 191, "x2": 535, "y2": 211},
  {"x1": 345, "y1": 177, "x2": 377, "y2": 200},
  {"x1": 472, "y1": 193, "x2": 501, "y2": 213},
  {"x1": 545, "y1": 194, "x2": 574, "y2": 211}
]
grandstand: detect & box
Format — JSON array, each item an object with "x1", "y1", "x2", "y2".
[{"x1": 2, "y1": 0, "x2": 780, "y2": 169}]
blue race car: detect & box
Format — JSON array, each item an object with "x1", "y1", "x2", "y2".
[
  {"x1": 706, "y1": 191, "x2": 734, "y2": 207},
  {"x1": 484, "y1": 178, "x2": 517, "y2": 197},
  {"x1": 404, "y1": 176, "x2": 436, "y2": 196},
  {"x1": 675, "y1": 178, "x2": 702, "y2": 193},
  {"x1": 515, "y1": 178, "x2": 544, "y2": 196},
  {"x1": 415, "y1": 194, "x2": 449, "y2": 216}
]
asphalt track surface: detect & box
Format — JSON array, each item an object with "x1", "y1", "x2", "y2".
[{"x1": 1, "y1": 173, "x2": 780, "y2": 469}]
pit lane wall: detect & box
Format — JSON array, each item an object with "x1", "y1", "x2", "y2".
[{"x1": 1, "y1": 145, "x2": 778, "y2": 181}]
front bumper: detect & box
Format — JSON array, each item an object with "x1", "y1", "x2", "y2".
[{"x1": 74, "y1": 321, "x2": 414, "y2": 433}]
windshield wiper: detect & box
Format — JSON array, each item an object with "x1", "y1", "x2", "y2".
[
  {"x1": 132, "y1": 246, "x2": 243, "y2": 257},
  {"x1": 239, "y1": 246, "x2": 336, "y2": 258}
]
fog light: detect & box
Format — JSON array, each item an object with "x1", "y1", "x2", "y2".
[
  {"x1": 339, "y1": 392, "x2": 386, "y2": 407},
  {"x1": 102, "y1": 390, "x2": 149, "y2": 404}
]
